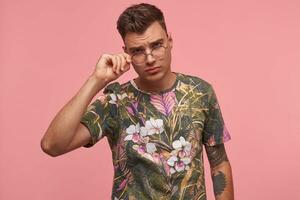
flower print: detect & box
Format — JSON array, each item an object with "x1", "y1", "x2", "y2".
[
  {"x1": 150, "y1": 91, "x2": 176, "y2": 116},
  {"x1": 146, "y1": 142, "x2": 157, "y2": 154},
  {"x1": 116, "y1": 179, "x2": 127, "y2": 191},
  {"x1": 145, "y1": 118, "x2": 164, "y2": 135},
  {"x1": 132, "y1": 143, "x2": 158, "y2": 162},
  {"x1": 177, "y1": 81, "x2": 191, "y2": 93},
  {"x1": 109, "y1": 94, "x2": 118, "y2": 104},
  {"x1": 109, "y1": 93, "x2": 127, "y2": 104},
  {"x1": 124, "y1": 123, "x2": 142, "y2": 143},
  {"x1": 126, "y1": 101, "x2": 138, "y2": 116},
  {"x1": 172, "y1": 140, "x2": 182, "y2": 149},
  {"x1": 167, "y1": 136, "x2": 192, "y2": 174},
  {"x1": 167, "y1": 156, "x2": 187, "y2": 174},
  {"x1": 132, "y1": 141, "x2": 157, "y2": 155},
  {"x1": 124, "y1": 118, "x2": 165, "y2": 162},
  {"x1": 172, "y1": 136, "x2": 192, "y2": 155},
  {"x1": 167, "y1": 155, "x2": 178, "y2": 167},
  {"x1": 140, "y1": 126, "x2": 148, "y2": 137},
  {"x1": 132, "y1": 144, "x2": 146, "y2": 154},
  {"x1": 167, "y1": 158, "x2": 190, "y2": 174},
  {"x1": 125, "y1": 101, "x2": 146, "y2": 125},
  {"x1": 174, "y1": 161, "x2": 186, "y2": 172}
]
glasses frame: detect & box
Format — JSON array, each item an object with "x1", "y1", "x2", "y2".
[{"x1": 129, "y1": 43, "x2": 168, "y2": 66}]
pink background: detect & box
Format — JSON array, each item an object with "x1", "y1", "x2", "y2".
[{"x1": 1, "y1": 0, "x2": 299, "y2": 199}]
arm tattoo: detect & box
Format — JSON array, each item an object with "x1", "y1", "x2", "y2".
[
  {"x1": 205, "y1": 144, "x2": 228, "y2": 168},
  {"x1": 212, "y1": 171, "x2": 227, "y2": 196}
]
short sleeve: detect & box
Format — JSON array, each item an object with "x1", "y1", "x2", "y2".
[
  {"x1": 202, "y1": 85, "x2": 231, "y2": 146},
  {"x1": 80, "y1": 90, "x2": 118, "y2": 148}
]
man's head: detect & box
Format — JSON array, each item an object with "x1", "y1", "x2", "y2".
[
  {"x1": 117, "y1": 3, "x2": 168, "y2": 40},
  {"x1": 117, "y1": 3, "x2": 173, "y2": 83}
]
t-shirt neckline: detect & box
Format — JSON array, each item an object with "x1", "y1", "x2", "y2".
[{"x1": 130, "y1": 72, "x2": 179, "y2": 95}]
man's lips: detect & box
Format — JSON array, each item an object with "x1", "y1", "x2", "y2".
[{"x1": 145, "y1": 66, "x2": 160, "y2": 72}]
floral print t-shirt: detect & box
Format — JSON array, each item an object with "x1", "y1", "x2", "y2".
[{"x1": 80, "y1": 72, "x2": 231, "y2": 200}]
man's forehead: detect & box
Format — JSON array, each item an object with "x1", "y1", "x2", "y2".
[
  {"x1": 125, "y1": 36, "x2": 163, "y2": 48},
  {"x1": 124, "y1": 22, "x2": 167, "y2": 47}
]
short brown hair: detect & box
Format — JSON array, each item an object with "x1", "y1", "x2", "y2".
[{"x1": 117, "y1": 3, "x2": 168, "y2": 40}]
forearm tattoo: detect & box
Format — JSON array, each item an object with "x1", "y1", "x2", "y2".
[
  {"x1": 205, "y1": 144, "x2": 229, "y2": 168},
  {"x1": 212, "y1": 171, "x2": 227, "y2": 196}
]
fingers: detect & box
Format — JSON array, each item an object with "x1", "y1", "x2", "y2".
[
  {"x1": 122, "y1": 53, "x2": 132, "y2": 72},
  {"x1": 119, "y1": 55, "x2": 126, "y2": 71},
  {"x1": 112, "y1": 55, "x2": 120, "y2": 75},
  {"x1": 115, "y1": 56, "x2": 121, "y2": 74},
  {"x1": 124, "y1": 53, "x2": 132, "y2": 63},
  {"x1": 117, "y1": 56, "x2": 124, "y2": 74},
  {"x1": 112, "y1": 53, "x2": 131, "y2": 75},
  {"x1": 101, "y1": 53, "x2": 131, "y2": 76}
]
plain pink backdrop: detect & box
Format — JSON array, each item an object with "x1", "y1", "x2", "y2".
[{"x1": 1, "y1": 0, "x2": 299, "y2": 199}]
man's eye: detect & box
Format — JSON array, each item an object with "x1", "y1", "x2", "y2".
[
  {"x1": 132, "y1": 49, "x2": 144, "y2": 54},
  {"x1": 153, "y1": 42, "x2": 162, "y2": 49}
]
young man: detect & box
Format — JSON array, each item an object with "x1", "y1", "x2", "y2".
[{"x1": 41, "y1": 3, "x2": 234, "y2": 200}]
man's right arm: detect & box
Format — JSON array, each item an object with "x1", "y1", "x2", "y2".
[
  {"x1": 40, "y1": 75, "x2": 108, "y2": 157},
  {"x1": 40, "y1": 53, "x2": 131, "y2": 157}
]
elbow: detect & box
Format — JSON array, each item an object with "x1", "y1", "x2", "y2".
[{"x1": 40, "y1": 138, "x2": 60, "y2": 157}]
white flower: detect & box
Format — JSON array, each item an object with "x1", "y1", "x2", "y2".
[
  {"x1": 140, "y1": 126, "x2": 148, "y2": 137},
  {"x1": 109, "y1": 93, "x2": 127, "y2": 104},
  {"x1": 145, "y1": 118, "x2": 164, "y2": 135},
  {"x1": 132, "y1": 144, "x2": 146, "y2": 154},
  {"x1": 109, "y1": 94, "x2": 117, "y2": 104},
  {"x1": 172, "y1": 140, "x2": 182, "y2": 149},
  {"x1": 126, "y1": 123, "x2": 140, "y2": 134},
  {"x1": 170, "y1": 168, "x2": 176, "y2": 174},
  {"x1": 124, "y1": 123, "x2": 141, "y2": 142},
  {"x1": 124, "y1": 122, "x2": 159, "y2": 160},
  {"x1": 167, "y1": 136, "x2": 193, "y2": 174},
  {"x1": 167, "y1": 155, "x2": 178, "y2": 167},
  {"x1": 172, "y1": 136, "x2": 192, "y2": 153},
  {"x1": 146, "y1": 143, "x2": 157, "y2": 154},
  {"x1": 174, "y1": 161, "x2": 185, "y2": 172}
]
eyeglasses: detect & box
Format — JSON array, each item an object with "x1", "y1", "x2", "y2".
[{"x1": 130, "y1": 43, "x2": 168, "y2": 65}]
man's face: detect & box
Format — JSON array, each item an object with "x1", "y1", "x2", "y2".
[{"x1": 123, "y1": 21, "x2": 173, "y2": 82}]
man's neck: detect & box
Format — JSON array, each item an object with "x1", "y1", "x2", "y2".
[{"x1": 135, "y1": 71, "x2": 176, "y2": 93}]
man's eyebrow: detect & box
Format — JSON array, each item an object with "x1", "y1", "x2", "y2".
[
  {"x1": 149, "y1": 38, "x2": 164, "y2": 46},
  {"x1": 128, "y1": 38, "x2": 164, "y2": 51},
  {"x1": 128, "y1": 46, "x2": 143, "y2": 52}
]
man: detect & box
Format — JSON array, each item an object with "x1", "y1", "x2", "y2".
[{"x1": 41, "y1": 3, "x2": 234, "y2": 200}]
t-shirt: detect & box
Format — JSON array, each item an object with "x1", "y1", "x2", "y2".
[{"x1": 80, "y1": 72, "x2": 231, "y2": 200}]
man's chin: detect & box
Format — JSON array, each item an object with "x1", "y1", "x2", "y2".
[{"x1": 141, "y1": 71, "x2": 165, "y2": 82}]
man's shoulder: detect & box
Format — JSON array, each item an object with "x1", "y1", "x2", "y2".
[
  {"x1": 103, "y1": 80, "x2": 131, "y2": 94},
  {"x1": 176, "y1": 72, "x2": 212, "y2": 90}
]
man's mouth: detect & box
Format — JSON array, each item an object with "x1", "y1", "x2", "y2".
[{"x1": 145, "y1": 66, "x2": 161, "y2": 73}]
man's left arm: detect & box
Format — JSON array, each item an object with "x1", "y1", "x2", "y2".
[{"x1": 205, "y1": 144, "x2": 234, "y2": 200}]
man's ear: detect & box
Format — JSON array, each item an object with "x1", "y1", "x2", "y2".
[{"x1": 168, "y1": 32, "x2": 173, "y2": 49}]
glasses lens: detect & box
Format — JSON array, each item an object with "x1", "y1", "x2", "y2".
[
  {"x1": 132, "y1": 54, "x2": 146, "y2": 65},
  {"x1": 131, "y1": 46, "x2": 166, "y2": 65},
  {"x1": 152, "y1": 46, "x2": 166, "y2": 58}
]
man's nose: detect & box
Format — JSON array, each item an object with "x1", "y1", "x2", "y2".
[{"x1": 145, "y1": 51, "x2": 156, "y2": 65}]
